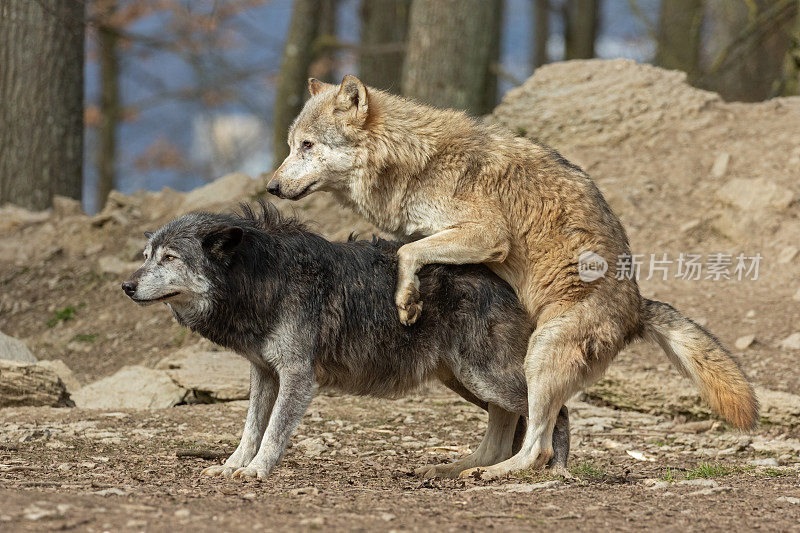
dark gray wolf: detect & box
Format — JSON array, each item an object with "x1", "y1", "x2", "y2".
[
  {"x1": 266, "y1": 75, "x2": 758, "y2": 479},
  {"x1": 122, "y1": 202, "x2": 570, "y2": 480}
]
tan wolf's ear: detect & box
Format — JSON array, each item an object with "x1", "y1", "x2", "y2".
[
  {"x1": 334, "y1": 75, "x2": 368, "y2": 125},
  {"x1": 308, "y1": 78, "x2": 335, "y2": 96}
]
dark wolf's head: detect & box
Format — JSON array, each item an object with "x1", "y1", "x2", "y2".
[
  {"x1": 121, "y1": 214, "x2": 244, "y2": 312},
  {"x1": 267, "y1": 75, "x2": 371, "y2": 200}
]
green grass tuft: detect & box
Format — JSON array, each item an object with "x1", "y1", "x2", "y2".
[
  {"x1": 570, "y1": 461, "x2": 605, "y2": 479},
  {"x1": 685, "y1": 462, "x2": 733, "y2": 480}
]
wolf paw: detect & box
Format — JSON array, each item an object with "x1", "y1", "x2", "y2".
[
  {"x1": 232, "y1": 466, "x2": 268, "y2": 481},
  {"x1": 201, "y1": 465, "x2": 229, "y2": 477},
  {"x1": 398, "y1": 300, "x2": 423, "y2": 326}
]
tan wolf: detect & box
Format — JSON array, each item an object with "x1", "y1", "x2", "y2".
[{"x1": 266, "y1": 75, "x2": 759, "y2": 479}]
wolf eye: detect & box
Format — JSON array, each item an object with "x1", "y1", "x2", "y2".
[
  {"x1": 301, "y1": 140, "x2": 314, "y2": 150},
  {"x1": 163, "y1": 254, "x2": 177, "y2": 262}
]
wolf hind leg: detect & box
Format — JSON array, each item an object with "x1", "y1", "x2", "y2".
[
  {"x1": 416, "y1": 404, "x2": 518, "y2": 478},
  {"x1": 460, "y1": 312, "x2": 614, "y2": 481}
]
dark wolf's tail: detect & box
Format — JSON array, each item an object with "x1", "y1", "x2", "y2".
[{"x1": 640, "y1": 299, "x2": 759, "y2": 430}]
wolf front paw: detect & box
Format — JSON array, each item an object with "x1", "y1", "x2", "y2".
[
  {"x1": 231, "y1": 466, "x2": 269, "y2": 481},
  {"x1": 395, "y1": 279, "x2": 422, "y2": 326},
  {"x1": 202, "y1": 465, "x2": 238, "y2": 478}
]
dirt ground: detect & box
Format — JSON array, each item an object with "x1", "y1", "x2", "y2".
[
  {"x1": 2, "y1": 60, "x2": 800, "y2": 530},
  {"x1": 2, "y1": 387, "x2": 799, "y2": 532}
]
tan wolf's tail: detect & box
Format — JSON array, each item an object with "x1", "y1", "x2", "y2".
[{"x1": 641, "y1": 299, "x2": 759, "y2": 430}]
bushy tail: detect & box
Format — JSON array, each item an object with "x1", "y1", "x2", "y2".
[{"x1": 641, "y1": 299, "x2": 759, "y2": 430}]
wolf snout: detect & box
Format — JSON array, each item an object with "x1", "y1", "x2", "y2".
[
  {"x1": 266, "y1": 180, "x2": 282, "y2": 198},
  {"x1": 121, "y1": 281, "x2": 137, "y2": 297}
]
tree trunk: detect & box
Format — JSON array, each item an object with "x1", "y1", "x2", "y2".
[
  {"x1": 564, "y1": 0, "x2": 599, "y2": 60},
  {"x1": 314, "y1": 0, "x2": 339, "y2": 83},
  {"x1": 532, "y1": 0, "x2": 550, "y2": 70},
  {"x1": 272, "y1": 0, "x2": 322, "y2": 167},
  {"x1": 401, "y1": 0, "x2": 502, "y2": 115},
  {"x1": 96, "y1": 4, "x2": 121, "y2": 211},
  {"x1": 359, "y1": 0, "x2": 412, "y2": 93},
  {"x1": 655, "y1": 0, "x2": 704, "y2": 82},
  {"x1": 702, "y1": 0, "x2": 796, "y2": 101},
  {"x1": 0, "y1": 0, "x2": 85, "y2": 210}
]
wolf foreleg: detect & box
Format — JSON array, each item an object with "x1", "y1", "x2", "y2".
[
  {"x1": 395, "y1": 223, "x2": 510, "y2": 325},
  {"x1": 202, "y1": 363, "x2": 277, "y2": 478},
  {"x1": 232, "y1": 364, "x2": 315, "y2": 481}
]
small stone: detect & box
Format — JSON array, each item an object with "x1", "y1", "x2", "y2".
[
  {"x1": 379, "y1": 513, "x2": 396, "y2": 522},
  {"x1": 93, "y1": 487, "x2": 126, "y2": 496},
  {"x1": 780, "y1": 333, "x2": 800, "y2": 351},
  {"x1": 57, "y1": 463, "x2": 71, "y2": 471},
  {"x1": 299, "y1": 517, "x2": 324, "y2": 526},
  {"x1": 745, "y1": 309, "x2": 756, "y2": 319},
  {"x1": 711, "y1": 153, "x2": 730, "y2": 178},
  {"x1": 793, "y1": 287, "x2": 800, "y2": 302},
  {"x1": 241, "y1": 492, "x2": 257, "y2": 500},
  {"x1": 680, "y1": 219, "x2": 701, "y2": 233},
  {"x1": 677, "y1": 479, "x2": 718, "y2": 488},
  {"x1": 126, "y1": 519, "x2": 147, "y2": 528},
  {"x1": 748, "y1": 457, "x2": 779, "y2": 467},
  {"x1": 778, "y1": 246, "x2": 799, "y2": 264},
  {"x1": 174, "y1": 509, "x2": 191, "y2": 518},
  {"x1": 296, "y1": 437, "x2": 328, "y2": 457},
  {"x1": 688, "y1": 486, "x2": 733, "y2": 496},
  {"x1": 778, "y1": 496, "x2": 800, "y2": 504},
  {"x1": 734, "y1": 334, "x2": 755, "y2": 350},
  {"x1": 290, "y1": 486, "x2": 321, "y2": 496}
]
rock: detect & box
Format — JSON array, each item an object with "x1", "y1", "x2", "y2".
[
  {"x1": 794, "y1": 287, "x2": 800, "y2": 302},
  {"x1": 748, "y1": 457, "x2": 779, "y2": 467},
  {"x1": 36, "y1": 359, "x2": 81, "y2": 394},
  {"x1": 586, "y1": 366, "x2": 800, "y2": 427},
  {"x1": 0, "y1": 204, "x2": 50, "y2": 233},
  {"x1": 745, "y1": 310, "x2": 756, "y2": 319},
  {"x1": 0, "y1": 331, "x2": 37, "y2": 363},
  {"x1": 780, "y1": 333, "x2": 800, "y2": 350},
  {"x1": 296, "y1": 437, "x2": 328, "y2": 457},
  {"x1": 156, "y1": 348, "x2": 250, "y2": 402},
  {"x1": 98, "y1": 256, "x2": 141, "y2": 276},
  {"x1": 777, "y1": 496, "x2": 800, "y2": 504},
  {"x1": 72, "y1": 365, "x2": 185, "y2": 409},
  {"x1": 290, "y1": 486, "x2": 321, "y2": 496},
  {"x1": 178, "y1": 173, "x2": 261, "y2": 215},
  {"x1": 672, "y1": 420, "x2": 716, "y2": 434},
  {"x1": 734, "y1": 334, "x2": 755, "y2": 350},
  {"x1": 778, "y1": 246, "x2": 799, "y2": 264},
  {"x1": 0, "y1": 360, "x2": 71, "y2": 407},
  {"x1": 711, "y1": 153, "x2": 730, "y2": 178},
  {"x1": 52, "y1": 196, "x2": 83, "y2": 217},
  {"x1": 716, "y1": 178, "x2": 794, "y2": 212},
  {"x1": 678, "y1": 479, "x2": 718, "y2": 488}
]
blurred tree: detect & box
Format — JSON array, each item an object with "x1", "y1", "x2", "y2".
[
  {"x1": 703, "y1": 0, "x2": 797, "y2": 101},
  {"x1": 564, "y1": 0, "x2": 599, "y2": 60},
  {"x1": 95, "y1": 0, "x2": 121, "y2": 211},
  {"x1": 656, "y1": 0, "x2": 704, "y2": 82},
  {"x1": 0, "y1": 0, "x2": 85, "y2": 210},
  {"x1": 273, "y1": 0, "x2": 322, "y2": 167},
  {"x1": 313, "y1": 0, "x2": 339, "y2": 83},
  {"x1": 359, "y1": 0, "x2": 412, "y2": 92},
  {"x1": 532, "y1": 0, "x2": 550, "y2": 70},
  {"x1": 401, "y1": 0, "x2": 502, "y2": 115}
]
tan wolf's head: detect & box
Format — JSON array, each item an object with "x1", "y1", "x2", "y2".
[{"x1": 267, "y1": 75, "x2": 370, "y2": 200}]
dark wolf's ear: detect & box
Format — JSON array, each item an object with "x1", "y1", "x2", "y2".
[
  {"x1": 202, "y1": 226, "x2": 244, "y2": 259},
  {"x1": 334, "y1": 75, "x2": 368, "y2": 126},
  {"x1": 308, "y1": 77, "x2": 335, "y2": 96},
  {"x1": 144, "y1": 231, "x2": 153, "y2": 239}
]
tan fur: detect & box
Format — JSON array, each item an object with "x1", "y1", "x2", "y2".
[{"x1": 268, "y1": 76, "x2": 759, "y2": 478}]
